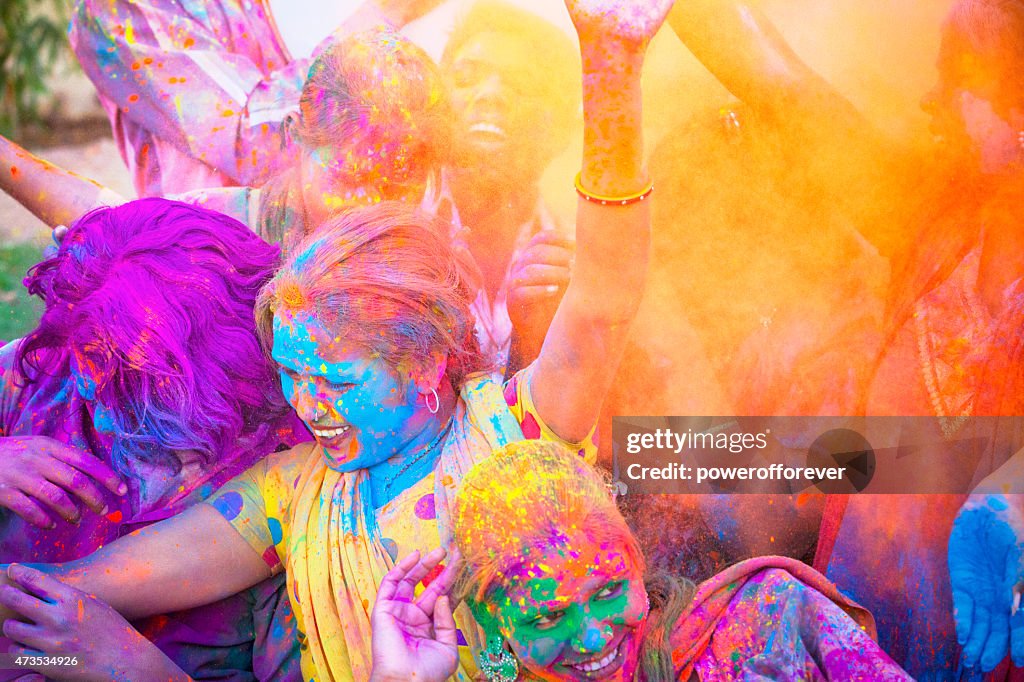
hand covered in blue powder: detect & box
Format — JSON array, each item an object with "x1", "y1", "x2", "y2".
[{"x1": 949, "y1": 493, "x2": 1024, "y2": 671}]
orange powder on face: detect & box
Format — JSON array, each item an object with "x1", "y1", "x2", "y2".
[{"x1": 280, "y1": 282, "x2": 306, "y2": 309}]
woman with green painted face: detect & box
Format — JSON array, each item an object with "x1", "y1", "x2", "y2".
[{"x1": 370, "y1": 440, "x2": 913, "y2": 681}]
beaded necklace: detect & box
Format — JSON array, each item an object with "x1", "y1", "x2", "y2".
[
  {"x1": 912, "y1": 259, "x2": 990, "y2": 439},
  {"x1": 379, "y1": 417, "x2": 454, "y2": 498}
]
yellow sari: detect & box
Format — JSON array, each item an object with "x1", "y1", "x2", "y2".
[{"x1": 209, "y1": 370, "x2": 591, "y2": 680}]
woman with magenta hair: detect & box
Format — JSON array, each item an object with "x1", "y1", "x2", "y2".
[
  {"x1": 0, "y1": 198, "x2": 307, "y2": 679},
  {"x1": 370, "y1": 440, "x2": 911, "y2": 681},
  {"x1": 0, "y1": 0, "x2": 669, "y2": 678}
]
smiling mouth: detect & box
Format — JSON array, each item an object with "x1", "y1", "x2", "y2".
[
  {"x1": 564, "y1": 639, "x2": 625, "y2": 679},
  {"x1": 468, "y1": 122, "x2": 507, "y2": 138},
  {"x1": 312, "y1": 425, "x2": 350, "y2": 442}
]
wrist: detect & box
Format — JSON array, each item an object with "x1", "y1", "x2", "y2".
[
  {"x1": 128, "y1": 641, "x2": 192, "y2": 682},
  {"x1": 962, "y1": 493, "x2": 1024, "y2": 531},
  {"x1": 579, "y1": 32, "x2": 650, "y2": 61}
]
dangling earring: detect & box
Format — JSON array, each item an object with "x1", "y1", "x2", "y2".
[
  {"x1": 425, "y1": 387, "x2": 440, "y2": 414},
  {"x1": 479, "y1": 635, "x2": 519, "y2": 682}
]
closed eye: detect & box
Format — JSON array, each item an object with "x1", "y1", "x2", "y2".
[{"x1": 327, "y1": 381, "x2": 355, "y2": 392}]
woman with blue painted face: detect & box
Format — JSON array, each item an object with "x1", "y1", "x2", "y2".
[{"x1": 0, "y1": 0, "x2": 671, "y2": 679}]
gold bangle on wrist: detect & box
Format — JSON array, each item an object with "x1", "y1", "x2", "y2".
[{"x1": 574, "y1": 172, "x2": 654, "y2": 206}]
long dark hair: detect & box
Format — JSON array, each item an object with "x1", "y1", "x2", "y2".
[{"x1": 638, "y1": 572, "x2": 696, "y2": 681}]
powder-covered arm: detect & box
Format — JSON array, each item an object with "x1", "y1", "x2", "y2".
[
  {"x1": 0, "y1": 564, "x2": 196, "y2": 681},
  {"x1": 0, "y1": 503, "x2": 271, "y2": 623},
  {"x1": 948, "y1": 451, "x2": 1024, "y2": 671},
  {"x1": 529, "y1": 0, "x2": 672, "y2": 444},
  {"x1": 0, "y1": 134, "x2": 263, "y2": 236},
  {"x1": 0, "y1": 134, "x2": 126, "y2": 229},
  {"x1": 666, "y1": 0, "x2": 912, "y2": 258},
  {"x1": 668, "y1": 0, "x2": 865, "y2": 129}
]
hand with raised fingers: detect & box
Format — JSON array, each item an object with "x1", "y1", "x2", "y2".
[
  {"x1": 507, "y1": 230, "x2": 575, "y2": 360},
  {"x1": 563, "y1": 0, "x2": 675, "y2": 50},
  {"x1": 0, "y1": 437, "x2": 126, "y2": 530},
  {"x1": 0, "y1": 565, "x2": 188, "y2": 681},
  {"x1": 369, "y1": 548, "x2": 461, "y2": 682},
  {"x1": 949, "y1": 493, "x2": 1024, "y2": 672}
]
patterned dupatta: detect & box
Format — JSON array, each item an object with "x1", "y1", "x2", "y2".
[
  {"x1": 286, "y1": 374, "x2": 523, "y2": 681},
  {"x1": 669, "y1": 556, "x2": 905, "y2": 680}
]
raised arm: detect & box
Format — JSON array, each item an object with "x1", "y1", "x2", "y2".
[
  {"x1": 668, "y1": 0, "x2": 865, "y2": 128},
  {"x1": 68, "y1": 0, "x2": 443, "y2": 189},
  {"x1": 667, "y1": 0, "x2": 912, "y2": 257},
  {"x1": 530, "y1": 0, "x2": 672, "y2": 443},
  {"x1": 0, "y1": 504, "x2": 269, "y2": 623},
  {"x1": 0, "y1": 135, "x2": 126, "y2": 228},
  {"x1": 0, "y1": 134, "x2": 267, "y2": 236}
]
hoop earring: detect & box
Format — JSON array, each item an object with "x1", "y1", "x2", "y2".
[
  {"x1": 479, "y1": 635, "x2": 519, "y2": 682},
  {"x1": 425, "y1": 387, "x2": 440, "y2": 414}
]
